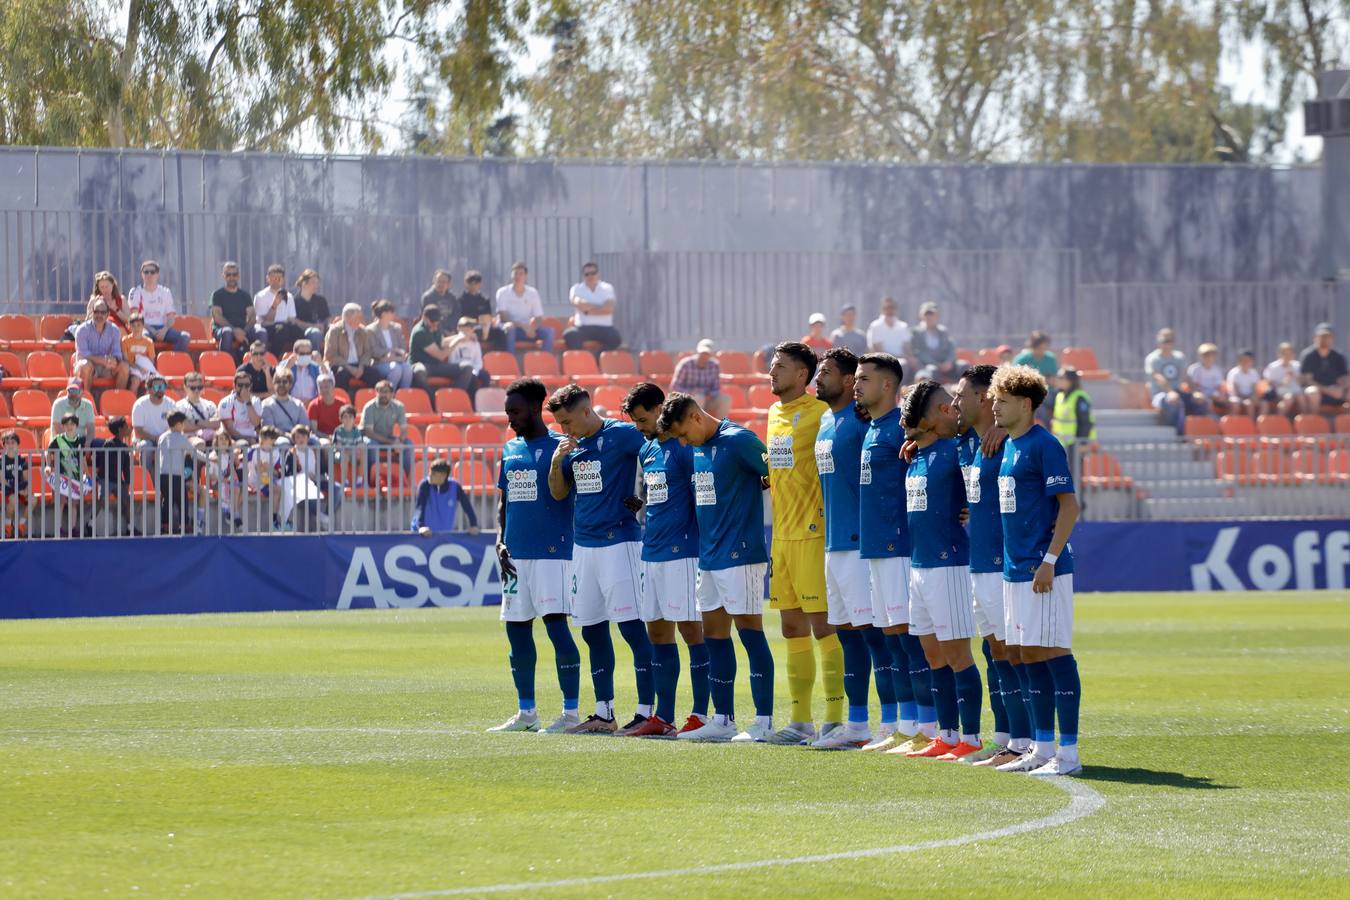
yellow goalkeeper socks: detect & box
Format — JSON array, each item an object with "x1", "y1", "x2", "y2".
[
  {"x1": 817, "y1": 632, "x2": 845, "y2": 724},
  {"x1": 786, "y1": 636, "x2": 816, "y2": 725}
]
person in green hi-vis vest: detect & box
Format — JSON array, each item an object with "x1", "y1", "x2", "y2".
[{"x1": 1051, "y1": 368, "x2": 1095, "y2": 448}]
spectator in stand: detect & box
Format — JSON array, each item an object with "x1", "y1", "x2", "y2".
[
  {"x1": 1300, "y1": 322, "x2": 1348, "y2": 414},
  {"x1": 307, "y1": 373, "x2": 344, "y2": 438},
  {"x1": 446, "y1": 316, "x2": 493, "y2": 400},
  {"x1": 261, "y1": 371, "x2": 310, "y2": 441},
  {"x1": 50, "y1": 378, "x2": 96, "y2": 443},
  {"x1": 1013, "y1": 331, "x2": 1058, "y2": 380},
  {"x1": 237, "y1": 341, "x2": 276, "y2": 396},
  {"x1": 208, "y1": 429, "x2": 244, "y2": 529},
  {"x1": 283, "y1": 424, "x2": 338, "y2": 530},
  {"x1": 907, "y1": 300, "x2": 958, "y2": 381},
  {"x1": 121, "y1": 312, "x2": 158, "y2": 393},
  {"x1": 996, "y1": 344, "x2": 1015, "y2": 365},
  {"x1": 90, "y1": 416, "x2": 135, "y2": 536},
  {"x1": 292, "y1": 269, "x2": 331, "y2": 347},
  {"x1": 277, "y1": 338, "x2": 330, "y2": 405},
  {"x1": 670, "y1": 339, "x2": 731, "y2": 418},
  {"x1": 1187, "y1": 343, "x2": 1229, "y2": 415},
  {"x1": 63, "y1": 271, "x2": 130, "y2": 341},
  {"x1": 254, "y1": 263, "x2": 301, "y2": 355},
  {"x1": 867, "y1": 295, "x2": 911, "y2": 359},
  {"x1": 360, "y1": 379, "x2": 414, "y2": 474},
  {"x1": 46, "y1": 413, "x2": 90, "y2": 538},
  {"x1": 132, "y1": 374, "x2": 175, "y2": 473},
  {"x1": 218, "y1": 373, "x2": 263, "y2": 444},
  {"x1": 210, "y1": 261, "x2": 264, "y2": 362},
  {"x1": 1145, "y1": 328, "x2": 1204, "y2": 432},
  {"x1": 333, "y1": 404, "x2": 365, "y2": 487},
  {"x1": 157, "y1": 410, "x2": 200, "y2": 534},
  {"x1": 1226, "y1": 349, "x2": 1262, "y2": 419},
  {"x1": 495, "y1": 261, "x2": 555, "y2": 353},
  {"x1": 802, "y1": 312, "x2": 831, "y2": 352},
  {"x1": 457, "y1": 271, "x2": 504, "y2": 350},
  {"x1": 366, "y1": 298, "x2": 415, "y2": 390},
  {"x1": 176, "y1": 374, "x2": 221, "y2": 448},
  {"x1": 564, "y1": 261, "x2": 622, "y2": 352},
  {"x1": 408, "y1": 305, "x2": 457, "y2": 398},
  {"x1": 324, "y1": 303, "x2": 374, "y2": 394},
  {"x1": 73, "y1": 301, "x2": 130, "y2": 392},
  {"x1": 413, "y1": 457, "x2": 479, "y2": 536},
  {"x1": 127, "y1": 260, "x2": 189, "y2": 353},
  {"x1": 247, "y1": 425, "x2": 286, "y2": 531},
  {"x1": 1051, "y1": 368, "x2": 1096, "y2": 448},
  {"x1": 422, "y1": 269, "x2": 456, "y2": 322},
  {"x1": 1262, "y1": 341, "x2": 1303, "y2": 417},
  {"x1": 2, "y1": 429, "x2": 30, "y2": 538},
  {"x1": 830, "y1": 303, "x2": 869, "y2": 356}
]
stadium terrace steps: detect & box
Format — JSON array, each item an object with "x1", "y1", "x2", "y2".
[{"x1": 1140, "y1": 495, "x2": 1256, "y2": 520}]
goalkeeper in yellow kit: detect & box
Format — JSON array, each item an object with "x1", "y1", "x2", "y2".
[{"x1": 761, "y1": 341, "x2": 846, "y2": 744}]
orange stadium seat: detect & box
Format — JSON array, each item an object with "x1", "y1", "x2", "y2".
[
  {"x1": 1294, "y1": 414, "x2": 1331, "y2": 436},
  {"x1": 24, "y1": 351, "x2": 69, "y2": 390},
  {"x1": 465, "y1": 422, "x2": 504, "y2": 446},
  {"x1": 197, "y1": 351, "x2": 238, "y2": 390},
  {"x1": 155, "y1": 351, "x2": 195, "y2": 384},
  {"x1": 354, "y1": 389, "x2": 377, "y2": 411},
  {"x1": 1336, "y1": 414, "x2": 1350, "y2": 435},
  {"x1": 454, "y1": 458, "x2": 497, "y2": 495},
  {"x1": 717, "y1": 351, "x2": 762, "y2": 386},
  {"x1": 396, "y1": 389, "x2": 440, "y2": 426},
  {"x1": 600, "y1": 351, "x2": 639, "y2": 379},
  {"x1": 562, "y1": 350, "x2": 603, "y2": 383},
  {"x1": 1255, "y1": 414, "x2": 1293, "y2": 437},
  {"x1": 10, "y1": 428, "x2": 39, "y2": 450},
  {"x1": 0, "y1": 315, "x2": 43, "y2": 352},
  {"x1": 1184, "y1": 415, "x2": 1220, "y2": 441},
  {"x1": 0, "y1": 350, "x2": 33, "y2": 389},
  {"x1": 522, "y1": 351, "x2": 568, "y2": 387},
  {"x1": 1326, "y1": 449, "x2": 1350, "y2": 483},
  {"x1": 1060, "y1": 347, "x2": 1109, "y2": 379},
  {"x1": 640, "y1": 351, "x2": 674, "y2": 381},
  {"x1": 435, "y1": 388, "x2": 474, "y2": 418},
  {"x1": 1080, "y1": 451, "x2": 1133, "y2": 490},
  {"x1": 1218, "y1": 415, "x2": 1258, "y2": 439},
  {"x1": 11, "y1": 390, "x2": 48, "y2": 429},
  {"x1": 591, "y1": 385, "x2": 629, "y2": 412},
  {"x1": 483, "y1": 351, "x2": 521, "y2": 381},
  {"x1": 0, "y1": 393, "x2": 13, "y2": 428},
  {"x1": 747, "y1": 383, "x2": 776, "y2": 411},
  {"x1": 424, "y1": 423, "x2": 464, "y2": 447},
  {"x1": 176, "y1": 316, "x2": 216, "y2": 352},
  {"x1": 40, "y1": 314, "x2": 75, "y2": 349},
  {"x1": 98, "y1": 389, "x2": 136, "y2": 420}
]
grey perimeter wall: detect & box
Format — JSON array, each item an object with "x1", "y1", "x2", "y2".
[{"x1": 1, "y1": 147, "x2": 1345, "y2": 371}]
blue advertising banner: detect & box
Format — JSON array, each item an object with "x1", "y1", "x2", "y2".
[{"x1": 1, "y1": 519, "x2": 1345, "y2": 619}]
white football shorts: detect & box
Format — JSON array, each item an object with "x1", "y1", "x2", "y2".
[
  {"x1": 970, "y1": 571, "x2": 1005, "y2": 641},
  {"x1": 826, "y1": 549, "x2": 873, "y2": 628},
  {"x1": 500, "y1": 558, "x2": 571, "y2": 622},
  {"x1": 1003, "y1": 574, "x2": 1074, "y2": 649},
  {"x1": 908, "y1": 564, "x2": 977, "y2": 640},
  {"x1": 640, "y1": 557, "x2": 700, "y2": 622},
  {"x1": 569, "y1": 541, "x2": 642, "y2": 626},
  {"x1": 867, "y1": 556, "x2": 911, "y2": 628},
  {"x1": 695, "y1": 563, "x2": 768, "y2": 616}
]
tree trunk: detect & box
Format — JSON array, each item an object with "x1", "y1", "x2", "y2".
[{"x1": 108, "y1": 0, "x2": 144, "y2": 147}]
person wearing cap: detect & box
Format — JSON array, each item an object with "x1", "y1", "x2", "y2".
[
  {"x1": 131, "y1": 373, "x2": 175, "y2": 474},
  {"x1": 73, "y1": 299, "x2": 130, "y2": 391},
  {"x1": 50, "y1": 379, "x2": 97, "y2": 443},
  {"x1": 323, "y1": 303, "x2": 374, "y2": 393},
  {"x1": 127, "y1": 259, "x2": 190, "y2": 353},
  {"x1": 254, "y1": 263, "x2": 302, "y2": 356},
  {"x1": 830, "y1": 304, "x2": 869, "y2": 357},
  {"x1": 670, "y1": 339, "x2": 730, "y2": 417},
  {"x1": 306, "y1": 373, "x2": 344, "y2": 438},
  {"x1": 1144, "y1": 327, "x2": 1203, "y2": 432},
  {"x1": 1299, "y1": 322, "x2": 1348, "y2": 414},
  {"x1": 907, "y1": 301, "x2": 957, "y2": 382},
  {"x1": 802, "y1": 312, "x2": 831, "y2": 353},
  {"x1": 867, "y1": 295, "x2": 911, "y2": 359},
  {"x1": 1187, "y1": 342, "x2": 1228, "y2": 415}
]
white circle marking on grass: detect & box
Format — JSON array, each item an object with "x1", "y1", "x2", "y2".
[{"x1": 361, "y1": 778, "x2": 1105, "y2": 898}]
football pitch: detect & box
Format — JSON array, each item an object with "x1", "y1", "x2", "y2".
[{"x1": 2, "y1": 592, "x2": 1347, "y2": 898}]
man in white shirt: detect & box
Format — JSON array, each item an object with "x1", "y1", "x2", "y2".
[
  {"x1": 219, "y1": 373, "x2": 264, "y2": 443},
  {"x1": 563, "y1": 261, "x2": 622, "y2": 352},
  {"x1": 495, "y1": 261, "x2": 555, "y2": 353},
  {"x1": 128, "y1": 260, "x2": 189, "y2": 352},
  {"x1": 176, "y1": 374, "x2": 222, "y2": 447},
  {"x1": 867, "y1": 295, "x2": 910, "y2": 359},
  {"x1": 1262, "y1": 341, "x2": 1303, "y2": 417},
  {"x1": 254, "y1": 263, "x2": 301, "y2": 356},
  {"x1": 132, "y1": 374, "x2": 176, "y2": 473}
]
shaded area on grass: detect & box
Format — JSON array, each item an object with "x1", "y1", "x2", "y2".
[{"x1": 1079, "y1": 767, "x2": 1235, "y2": 790}]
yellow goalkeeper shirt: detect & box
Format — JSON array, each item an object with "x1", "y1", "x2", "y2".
[{"x1": 766, "y1": 391, "x2": 827, "y2": 541}]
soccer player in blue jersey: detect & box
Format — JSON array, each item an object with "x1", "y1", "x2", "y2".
[
  {"x1": 546, "y1": 384, "x2": 655, "y2": 735},
  {"x1": 990, "y1": 364, "x2": 1083, "y2": 776},
  {"x1": 953, "y1": 365, "x2": 1033, "y2": 768},
  {"x1": 489, "y1": 378, "x2": 584, "y2": 734},
  {"x1": 899, "y1": 380, "x2": 984, "y2": 761},
  {"x1": 812, "y1": 348, "x2": 906, "y2": 750},
  {"x1": 620, "y1": 383, "x2": 710, "y2": 737},
  {"x1": 854, "y1": 353, "x2": 938, "y2": 755},
  {"x1": 659, "y1": 393, "x2": 777, "y2": 743}
]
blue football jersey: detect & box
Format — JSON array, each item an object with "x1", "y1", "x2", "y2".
[
  {"x1": 906, "y1": 437, "x2": 970, "y2": 569},
  {"x1": 816, "y1": 403, "x2": 866, "y2": 552},
  {"x1": 563, "y1": 418, "x2": 646, "y2": 548},
  {"x1": 497, "y1": 433, "x2": 574, "y2": 560},
  {"x1": 639, "y1": 436, "x2": 698, "y2": 562},
  {"x1": 690, "y1": 420, "x2": 769, "y2": 571},
  {"x1": 858, "y1": 408, "x2": 910, "y2": 559},
  {"x1": 998, "y1": 424, "x2": 1076, "y2": 582},
  {"x1": 958, "y1": 428, "x2": 1005, "y2": 575}
]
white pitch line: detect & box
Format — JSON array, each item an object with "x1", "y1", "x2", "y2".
[{"x1": 361, "y1": 778, "x2": 1106, "y2": 899}]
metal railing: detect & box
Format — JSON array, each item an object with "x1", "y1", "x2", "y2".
[
  {"x1": 0, "y1": 443, "x2": 501, "y2": 540},
  {"x1": 0, "y1": 209, "x2": 594, "y2": 319},
  {"x1": 1072, "y1": 435, "x2": 1350, "y2": 521}
]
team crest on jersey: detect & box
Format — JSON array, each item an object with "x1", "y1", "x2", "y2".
[
  {"x1": 534, "y1": 449, "x2": 543, "y2": 462},
  {"x1": 792, "y1": 412, "x2": 801, "y2": 428},
  {"x1": 598, "y1": 436, "x2": 605, "y2": 452},
  {"x1": 927, "y1": 451, "x2": 936, "y2": 464}
]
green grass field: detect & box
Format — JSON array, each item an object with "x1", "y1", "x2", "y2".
[{"x1": 1, "y1": 591, "x2": 1348, "y2": 898}]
